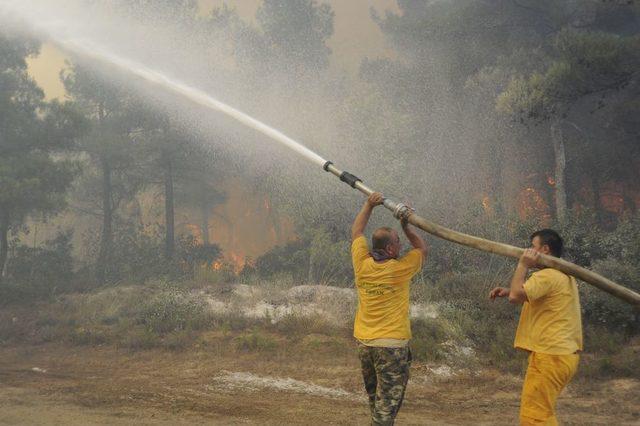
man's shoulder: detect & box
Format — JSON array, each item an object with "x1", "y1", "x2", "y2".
[
  {"x1": 531, "y1": 267, "x2": 568, "y2": 281},
  {"x1": 529, "y1": 268, "x2": 576, "y2": 296},
  {"x1": 352, "y1": 235, "x2": 367, "y2": 245}
]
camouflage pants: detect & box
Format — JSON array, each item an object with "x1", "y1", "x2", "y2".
[{"x1": 357, "y1": 343, "x2": 412, "y2": 426}]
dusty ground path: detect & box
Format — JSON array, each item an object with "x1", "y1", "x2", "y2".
[{"x1": 0, "y1": 343, "x2": 638, "y2": 425}]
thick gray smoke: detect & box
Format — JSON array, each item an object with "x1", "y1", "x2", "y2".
[{"x1": 0, "y1": 0, "x2": 505, "y2": 237}]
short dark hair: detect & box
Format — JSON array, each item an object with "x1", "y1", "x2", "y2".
[
  {"x1": 530, "y1": 229, "x2": 563, "y2": 257},
  {"x1": 372, "y1": 227, "x2": 394, "y2": 250}
]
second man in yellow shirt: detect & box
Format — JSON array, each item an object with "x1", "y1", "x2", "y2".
[{"x1": 490, "y1": 229, "x2": 582, "y2": 426}]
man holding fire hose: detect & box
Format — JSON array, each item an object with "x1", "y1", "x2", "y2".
[
  {"x1": 350, "y1": 192, "x2": 428, "y2": 425},
  {"x1": 490, "y1": 229, "x2": 583, "y2": 425}
]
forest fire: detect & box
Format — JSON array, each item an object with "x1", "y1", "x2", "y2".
[
  {"x1": 517, "y1": 187, "x2": 550, "y2": 222},
  {"x1": 481, "y1": 194, "x2": 492, "y2": 215},
  {"x1": 2, "y1": 2, "x2": 640, "y2": 425},
  {"x1": 227, "y1": 252, "x2": 246, "y2": 271},
  {"x1": 599, "y1": 182, "x2": 626, "y2": 215},
  {"x1": 178, "y1": 179, "x2": 295, "y2": 272}
]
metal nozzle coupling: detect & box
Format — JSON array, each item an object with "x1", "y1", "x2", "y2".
[{"x1": 392, "y1": 203, "x2": 415, "y2": 220}]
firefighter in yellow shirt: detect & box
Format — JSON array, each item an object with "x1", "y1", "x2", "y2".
[
  {"x1": 490, "y1": 229, "x2": 583, "y2": 426},
  {"x1": 351, "y1": 192, "x2": 428, "y2": 425}
]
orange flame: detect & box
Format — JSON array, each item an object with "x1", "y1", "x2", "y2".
[
  {"x1": 600, "y1": 185, "x2": 625, "y2": 214},
  {"x1": 481, "y1": 194, "x2": 492, "y2": 215},
  {"x1": 227, "y1": 252, "x2": 245, "y2": 272},
  {"x1": 517, "y1": 187, "x2": 550, "y2": 223}
]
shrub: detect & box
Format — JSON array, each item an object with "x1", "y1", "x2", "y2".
[
  {"x1": 581, "y1": 259, "x2": 639, "y2": 333},
  {"x1": 411, "y1": 318, "x2": 450, "y2": 362},
  {"x1": 234, "y1": 328, "x2": 278, "y2": 352},
  {"x1": 137, "y1": 289, "x2": 212, "y2": 334},
  {"x1": 273, "y1": 312, "x2": 343, "y2": 340},
  {"x1": 69, "y1": 325, "x2": 110, "y2": 345},
  {"x1": 254, "y1": 226, "x2": 353, "y2": 285},
  {"x1": 426, "y1": 272, "x2": 522, "y2": 370},
  {"x1": 254, "y1": 240, "x2": 309, "y2": 281},
  {"x1": 120, "y1": 325, "x2": 160, "y2": 350},
  {"x1": 179, "y1": 237, "x2": 222, "y2": 270},
  {"x1": 162, "y1": 329, "x2": 197, "y2": 351},
  {"x1": 3, "y1": 232, "x2": 75, "y2": 301}
]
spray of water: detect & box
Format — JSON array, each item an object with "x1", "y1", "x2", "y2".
[
  {"x1": 0, "y1": 1, "x2": 327, "y2": 168},
  {"x1": 66, "y1": 38, "x2": 328, "y2": 167}
]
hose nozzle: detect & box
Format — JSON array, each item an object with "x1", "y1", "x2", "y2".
[{"x1": 392, "y1": 203, "x2": 414, "y2": 221}]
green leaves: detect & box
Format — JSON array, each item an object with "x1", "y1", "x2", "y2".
[
  {"x1": 498, "y1": 29, "x2": 640, "y2": 122},
  {"x1": 0, "y1": 36, "x2": 83, "y2": 230}
]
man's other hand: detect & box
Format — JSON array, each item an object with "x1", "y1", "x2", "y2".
[
  {"x1": 489, "y1": 287, "x2": 510, "y2": 300},
  {"x1": 519, "y1": 249, "x2": 540, "y2": 269}
]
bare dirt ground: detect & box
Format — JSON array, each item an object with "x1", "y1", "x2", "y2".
[{"x1": 1, "y1": 342, "x2": 638, "y2": 425}]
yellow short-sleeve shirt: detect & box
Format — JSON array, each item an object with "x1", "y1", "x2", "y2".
[
  {"x1": 515, "y1": 268, "x2": 583, "y2": 355},
  {"x1": 351, "y1": 236, "x2": 423, "y2": 340}
]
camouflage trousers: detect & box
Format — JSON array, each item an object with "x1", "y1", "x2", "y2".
[{"x1": 357, "y1": 343, "x2": 412, "y2": 426}]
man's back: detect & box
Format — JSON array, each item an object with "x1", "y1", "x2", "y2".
[{"x1": 351, "y1": 236, "x2": 422, "y2": 340}]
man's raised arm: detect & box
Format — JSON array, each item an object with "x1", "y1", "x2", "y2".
[
  {"x1": 351, "y1": 192, "x2": 384, "y2": 241},
  {"x1": 401, "y1": 218, "x2": 428, "y2": 259}
]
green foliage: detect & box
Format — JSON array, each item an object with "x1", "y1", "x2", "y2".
[
  {"x1": 424, "y1": 272, "x2": 523, "y2": 371},
  {"x1": 558, "y1": 212, "x2": 640, "y2": 332},
  {"x1": 69, "y1": 325, "x2": 110, "y2": 346},
  {"x1": 81, "y1": 221, "x2": 221, "y2": 284},
  {"x1": 179, "y1": 236, "x2": 222, "y2": 268},
  {"x1": 82, "y1": 222, "x2": 164, "y2": 283},
  {"x1": 257, "y1": 0, "x2": 334, "y2": 70},
  {"x1": 137, "y1": 288, "x2": 211, "y2": 334},
  {"x1": 0, "y1": 34, "x2": 84, "y2": 277},
  {"x1": 161, "y1": 329, "x2": 198, "y2": 351},
  {"x1": 410, "y1": 318, "x2": 450, "y2": 363},
  {"x1": 120, "y1": 325, "x2": 159, "y2": 350},
  {"x1": 583, "y1": 259, "x2": 640, "y2": 331},
  {"x1": 4, "y1": 232, "x2": 75, "y2": 299},
  {"x1": 234, "y1": 327, "x2": 278, "y2": 352},
  {"x1": 498, "y1": 29, "x2": 640, "y2": 120},
  {"x1": 253, "y1": 226, "x2": 352, "y2": 285},
  {"x1": 254, "y1": 240, "x2": 308, "y2": 281},
  {"x1": 272, "y1": 312, "x2": 342, "y2": 340},
  {"x1": 307, "y1": 227, "x2": 352, "y2": 285}
]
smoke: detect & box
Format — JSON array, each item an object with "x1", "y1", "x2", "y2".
[{"x1": 0, "y1": 0, "x2": 527, "y2": 260}]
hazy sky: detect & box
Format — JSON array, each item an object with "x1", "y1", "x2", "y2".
[{"x1": 27, "y1": 0, "x2": 400, "y2": 100}]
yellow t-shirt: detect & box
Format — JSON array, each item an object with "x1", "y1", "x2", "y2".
[
  {"x1": 515, "y1": 268, "x2": 583, "y2": 355},
  {"x1": 351, "y1": 236, "x2": 423, "y2": 340}
]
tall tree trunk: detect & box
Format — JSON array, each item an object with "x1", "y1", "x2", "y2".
[
  {"x1": 266, "y1": 199, "x2": 282, "y2": 243},
  {"x1": 590, "y1": 172, "x2": 605, "y2": 225},
  {"x1": 164, "y1": 153, "x2": 175, "y2": 259},
  {"x1": 551, "y1": 118, "x2": 567, "y2": 222},
  {"x1": 200, "y1": 199, "x2": 210, "y2": 246},
  {"x1": 0, "y1": 210, "x2": 9, "y2": 280},
  {"x1": 489, "y1": 139, "x2": 505, "y2": 218},
  {"x1": 96, "y1": 155, "x2": 113, "y2": 284},
  {"x1": 307, "y1": 255, "x2": 314, "y2": 284}
]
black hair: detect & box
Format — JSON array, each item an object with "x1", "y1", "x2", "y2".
[{"x1": 530, "y1": 229, "x2": 563, "y2": 257}]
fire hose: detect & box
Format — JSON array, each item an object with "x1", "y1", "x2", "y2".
[{"x1": 323, "y1": 161, "x2": 640, "y2": 307}]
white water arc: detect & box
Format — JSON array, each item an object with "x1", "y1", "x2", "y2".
[
  {"x1": 65, "y1": 39, "x2": 328, "y2": 167},
  {"x1": 1, "y1": 2, "x2": 327, "y2": 167}
]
